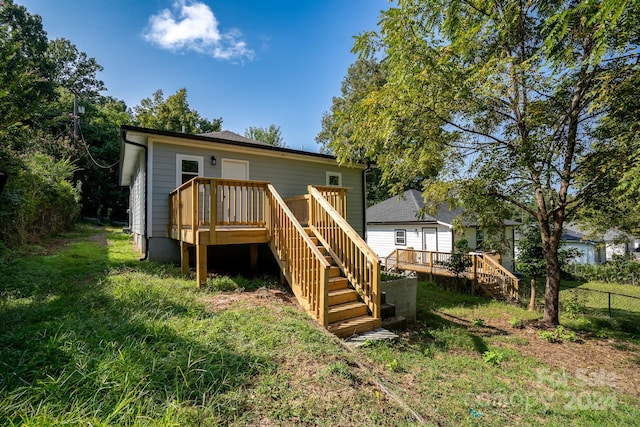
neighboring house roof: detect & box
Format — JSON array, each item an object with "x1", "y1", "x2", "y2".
[
  {"x1": 366, "y1": 189, "x2": 459, "y2": 225},
  {"x1": 561, "y1": 224, "x2": 602, "y2": 245},
  {"x1": 198, "y1": 130, "x2": 269, "y2": 146},
  {"x1": 366, "y1": 189, "x2": 519, "y2": 227},
  {"x1": 603, "y1": 228, "x2": 636, "y2": 243}
]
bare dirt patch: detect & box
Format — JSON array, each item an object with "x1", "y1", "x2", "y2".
[
  {"x1": 202, "y1": 287, "x2": 296, "y2": 312},
  {"x1": 484, "y1": 316, "x2": 640, "y2": 398}
]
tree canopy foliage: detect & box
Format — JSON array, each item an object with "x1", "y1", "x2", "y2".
[
  {"x1": 324, "y1": 0, "x2": 639, "y2": 325},
  {"x1": 133, "y1": 88, "x2": 222, "y2": 134},
  {"x1": 244, "y1": 124, "x2": 286, "y2": 147},
  {"x1": 0, "y1": 1, "x2": 224, "y2": 249}
]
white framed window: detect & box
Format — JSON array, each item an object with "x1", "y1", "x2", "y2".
[
  {"x1": 326, "y1": 171, "x2": 342, "y2": 187},
  {"x1": 476, "y1": 229, "x2": 484, "y2": 250},
  {"x1": 395, "y1": 229, "x2": 406, "y2": 246},
  {"x1": 176, "y1": 154, "x2": 203, "y2": 186}
]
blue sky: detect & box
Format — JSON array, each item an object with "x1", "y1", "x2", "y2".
[{"x1": 17, "y1": 0, "x2": 390, "y2": 152}]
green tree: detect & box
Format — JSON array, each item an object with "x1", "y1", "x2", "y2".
[
  {"x1": 0, "y1": 0, "x2": 55, "y2": 141},
  {"x1": 327, "y1": 0, "x2": 639, "y2": 326},
  {"x1": 47, "y1": 38, "x2": 105, "y2": 97},
  {"x1": 133, "y1": 88, "x2": 222, "y2": 134},
  {"x1": 576, "y1": 67, "x2": 640, "y2": 236},
  {"x1": 244, "y1": 124, "x2": 286, "y2": 147},
  {"x1": 517, "y1": 225, "x2": 546, "y2": 311},
  {"x1": 443, "y1": 238, "x2": 472, "y2": 280},
  {"x1": 316, "y1": 58, "x2": 387, "y2": 155},
  {"x1": 74, "y1": 96, "x2": 131, "y2": 221}
]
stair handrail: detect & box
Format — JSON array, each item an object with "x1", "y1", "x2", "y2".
[
  {"x1": 477, "y1": 253, "x2": 520, "y2": 301},
  {"x1": 308, "y1": 185, "x2": 381, "y2": 318},
  {"x1": 266, "y1": 184, "x2": 331, "y2": 326}
]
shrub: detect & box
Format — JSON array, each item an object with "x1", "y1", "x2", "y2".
[
  {"x1": 482, "y1": 350, "x2": 504, "y2": 365},
  {"x1": 509, "y1": 317, "x2": 525, "y2": 329},
  {"x1": 570, "y1": 255, "x2": 640, "y2": 285},
  {"x1": 0, "y1": 153, "x2": 80, "y2": 247}
]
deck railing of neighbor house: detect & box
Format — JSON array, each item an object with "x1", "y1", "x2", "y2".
[
  {"x1": 475, "y1": 252, "x2": 519, "y2": 301},
  {"x1": 266, "y1": 183, "x2": 331, "y2": 326},
  {"x1": 308, "y1": 185, "x2": 381, "y2": 318},
  {"x1": 385, "y1": 248, "x2": 519, "y2": 301}
]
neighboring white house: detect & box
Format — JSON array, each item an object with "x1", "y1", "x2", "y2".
[
  {"x1": 366, "y1": 189, "x2": 519, "y2": 271},
  {"x1": 604, "y1": 228, "x2": 639, "y2": 261},
  {"x1": 559, "y1": 226, "x2": 606, "y2": 265}
]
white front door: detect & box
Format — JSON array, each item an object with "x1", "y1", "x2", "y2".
[
  {"x1": 423, "y1": 227, "x2": 438, "y2": 252},
  {"x1": 222, "y1": 159, "x2": 249, "y2": 180},
  {"x1": 221, "y1": 159, "x2": 250, "y2": 223}
]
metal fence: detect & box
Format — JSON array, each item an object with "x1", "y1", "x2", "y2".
[
  {"x1": 557, "y1": 286, "x2": 640, "y2": 333},
  {"x1": 518, "y1": 281, "x2": 640, "y2": 332}
]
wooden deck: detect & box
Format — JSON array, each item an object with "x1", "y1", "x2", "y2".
[
  {"x1": 385, "y1": 248, "x2": 520, "y2": 301},
  {"x1": 168, "y1": 178, "x2": 381, "y2": 337}
]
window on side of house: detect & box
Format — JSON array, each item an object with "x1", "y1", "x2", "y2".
[
  {"x1": 326, "y1": 171, "x2": 342, "y2": 187},
  {"x1": 176, "y1": 155, "x2": 203, "y2": 186},
  {"x1": 395, "y1": 229, "x2": 406, "y2": 246},
  {"x1": 476, "y1": 229, "x2": 484, "y2": 250}
]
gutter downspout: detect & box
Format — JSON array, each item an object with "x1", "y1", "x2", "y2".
[{"x1": 121, "y1": 129, "x2": 149, "y2": 261}]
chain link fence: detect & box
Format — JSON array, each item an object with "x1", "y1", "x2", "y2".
[{"x1": 518, "y1": 279, "x2": 640, "y2": 333}]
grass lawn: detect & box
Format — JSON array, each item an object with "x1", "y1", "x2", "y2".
[{"x1": 1, "y1": 224, "x2": 639, "y2": 426}]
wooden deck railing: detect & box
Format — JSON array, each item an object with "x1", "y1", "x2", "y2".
[
  {"x1": 386, "y1": 248, "x2": 519, "y2": 301},
  {"x1": 284, "y1": 194, "x2": 309, "y2": 225},
  {"x1": 308, "y1": 186, "x2": 381, "y2": 318},
  {"x1": 169, "y1": 177, "x2": 268, "y2": 234},
  {"x1": 313, "y1": 186, "x2": 348, "y2": 218},
  {"x1": 266, "y1": 184, "x2": 331, "y2": 326},
  {"x1": 386, "y1": 249, "x2": 472, "y2": 276},
  {"x1": 475, "y1": 253, "x2": 519, "y2": 301}
]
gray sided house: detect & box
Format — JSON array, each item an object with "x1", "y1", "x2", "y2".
[
  {"x1": 118, "y1": 125, "x2": 367, "y2": 263},
  {"x1": 367, "y1": 189, "x2": 518, "y2": 271}
]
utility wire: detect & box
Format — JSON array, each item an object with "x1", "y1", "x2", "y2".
[{"x1": 77, "y1": 121, "x2": 119, "y2": 169}]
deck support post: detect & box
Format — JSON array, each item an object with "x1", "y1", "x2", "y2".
[
  {"x1": 249, "y1": 243, "x2": 258, "y2": 274},
  {"x1": 181, "y1": 242, "x2": 190, "y2": 274},
  {"x1": 471, "y1": 255, "x2": 478, "y2": 295},
  {"x1": 197, "y1": 244, "x2": 207, "y2": 288}
]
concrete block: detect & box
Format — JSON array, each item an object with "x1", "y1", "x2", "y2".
[{"x1": 380, "y1": 275, "x2": 417, "y2": 321}]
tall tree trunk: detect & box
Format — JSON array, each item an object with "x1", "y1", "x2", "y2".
[
  {"x1": 542, "y1": 242, "x2": 562, "y2": 326},
  {"x1": 528, "y1": 276, "x2": 536, "y2": 311}
]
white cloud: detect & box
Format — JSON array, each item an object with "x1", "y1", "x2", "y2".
[{"x1": 144, "y1": 0, "x2": 254, "y2": 62}]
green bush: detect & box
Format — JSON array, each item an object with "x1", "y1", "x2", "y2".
[
  {"x1": 482, "y1": 350, "x2": 504, "y2": 365},
  {"x1": 0, "y1": 153, "x2": 80, "y2": 247},
  {"x1": 570, "y1": 255, "x2": 640, "y2": 285}
]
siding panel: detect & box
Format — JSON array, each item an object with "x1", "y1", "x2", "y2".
[{"x1": 150, "y1": 140, "x2": 364, "y2": 237}]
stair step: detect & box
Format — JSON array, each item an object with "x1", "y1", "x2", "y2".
[
  {"x1": 328, "y1": 301, "x2": 369, "y2": 323},
  {"x1": 328, "y1": 288, "x2": 358, "y2": 305},
  {"x1": 328, "y1": 315, "x2": 382, "y2": 338},
  {"x1": 381, "y1": 316, "x2": 407, "y2": 332},
  {"x1": 303, "y1": 227, "x2": 314, "y2": 236},
  {"x1": 328, "y1": 266, "x2": 341, "y2": 277},
  {"x1": 328, "y1": 276, "x2": 349, "y2": 291},
  {"x1": 381, "y1": 302, "x2": 396, "y2": 319}
]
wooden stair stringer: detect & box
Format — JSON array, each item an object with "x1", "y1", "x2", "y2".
[{"x1": 303, "y1": 227, "x2": 380, "y2": 338}]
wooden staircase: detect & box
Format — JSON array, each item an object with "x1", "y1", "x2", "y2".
[{"x1": 304, "y1": 228, "x2": 381, "y2": 338}]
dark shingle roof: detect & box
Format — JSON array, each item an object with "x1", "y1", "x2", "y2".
[
  {"x1": 197, "y1": 130, "x2": 268, "y2": 146},
  {"x1": 366, "y1": 189, "x2": 520, "y2": 226},
  {"x1": 366, "y1": 189, "x2": 463, "y2": 225}
]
